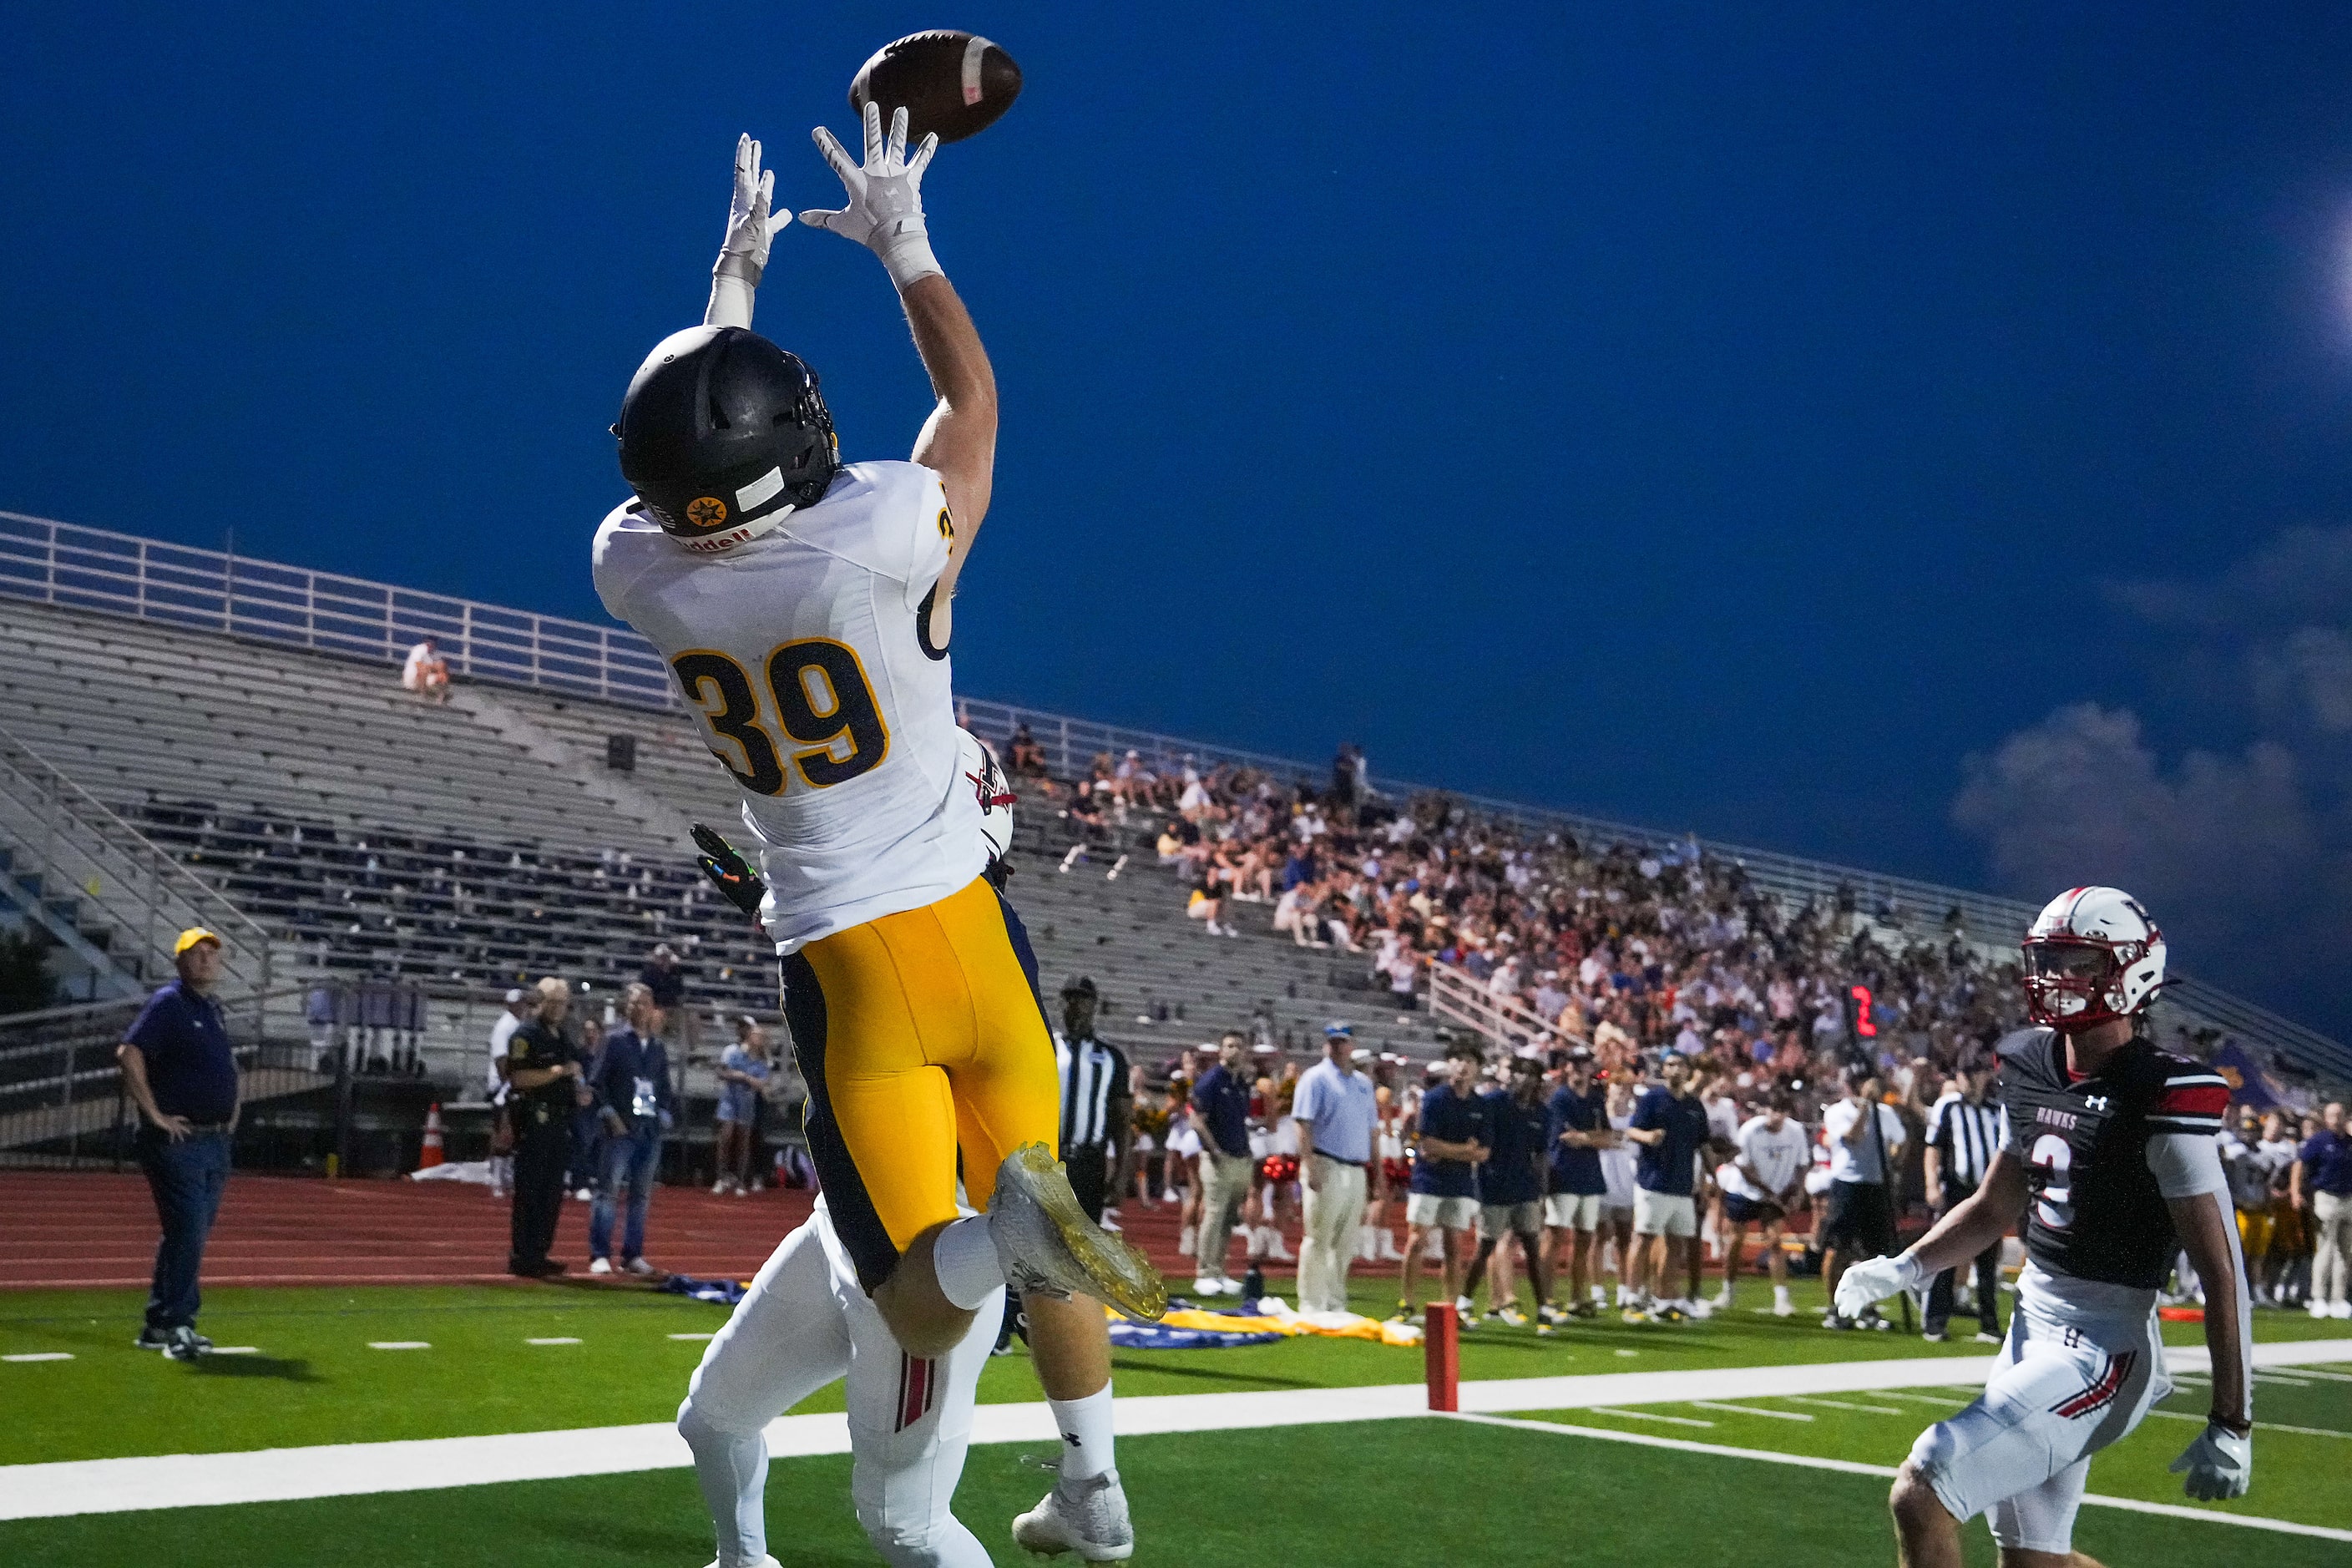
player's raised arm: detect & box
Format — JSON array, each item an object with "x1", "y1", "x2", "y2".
[
  {"x1": 706, "y1": 134, "x2": 781, "y2": 331},
  {"x1": 801, "y1": 100, "x2": 999, "y2": 645}
]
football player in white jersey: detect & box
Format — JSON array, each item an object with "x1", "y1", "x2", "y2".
[
  {"x1": 1838, "y1": 888, "x2": 2253, "y2": 1568},
  {"x1": 596, "y1": 121, "x2": 1161, "y2": 1560}
]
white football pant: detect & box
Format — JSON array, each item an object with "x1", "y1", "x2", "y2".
[{"x1": 677, "y1": 1200, "x2": 1004, "y2": 1568}]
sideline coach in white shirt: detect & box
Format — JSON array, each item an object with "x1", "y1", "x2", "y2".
[{"x1": 1293, "y1": 1023, "x2": 1379, "y2": 1314}]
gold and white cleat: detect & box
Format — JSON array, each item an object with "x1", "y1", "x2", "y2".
[{"x1": 989, "y1": 1143, "x2": 1167, "y2": 1322}]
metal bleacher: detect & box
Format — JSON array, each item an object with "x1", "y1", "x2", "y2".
[{"x1": 0, "y1": 508, "x2": 2341, "y2": 1097}]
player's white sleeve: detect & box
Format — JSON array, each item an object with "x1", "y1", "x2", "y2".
[{"x1": 2147, "y1": 1132, "x2": 2252, "y2": 1426}]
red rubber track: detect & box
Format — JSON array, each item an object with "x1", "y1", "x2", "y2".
[{"x1": 0, "y1": 1171, "x2": 1338, "y2": 1292}]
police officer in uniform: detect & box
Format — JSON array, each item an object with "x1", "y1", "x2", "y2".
[{"x1": 506, "y1": 976, "x2": 587, "y2": 1277}]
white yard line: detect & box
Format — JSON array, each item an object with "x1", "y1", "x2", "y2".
[
  {"x1": 2, "y1": 1339, "x2": 2344, "y2": 1522},
  {"x1": 666, "y1": 1333, "x2": 714, "y2": 1342},
  {"x1": 366, "y1": 1342, "x2": 429, "y2": 1351},
  {"x1": 1449, "y1": 1412, "x2": 2352, "y2": 1544},
  {"x1": 2141, "y1": 1409, "x2": 2352, "y2": 1441},
  {"x1": 1588, "y1": 1407, "x2": 1714, "y2": 1428},
  {"x1": 1783, "y1": 1396, "x2": 1907, "y2": 1415},
  {"x1": 0, "y1": 1354, "x2": 72, "y2": 1364},
  {"x1": 524, "y1": 1338, "x2": 581, "y2": 1347},
  {"x1": 1690, "y1": 1401, "x2": 1813, "y2": 1422}
]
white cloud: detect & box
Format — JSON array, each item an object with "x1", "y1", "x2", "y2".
[{"x1": 1957, "y1": 528, "x2": 2352, "y2": 1031}]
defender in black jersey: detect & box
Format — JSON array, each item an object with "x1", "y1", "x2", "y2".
[{"x1": 1836, "y1": 887, "x2": 2254, "y2": 1567}]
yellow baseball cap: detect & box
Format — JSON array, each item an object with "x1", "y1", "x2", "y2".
[{"x1": 173, "y1": 928, "x2": 222, "y2": 956}]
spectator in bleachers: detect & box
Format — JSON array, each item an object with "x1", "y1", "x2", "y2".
[
  {"x1": 713, "y1": 1015, "x2": 773, "y2": 1196},
  {"x1": 587, "y1": 982, "x2": 674, "y2": 1276},
  {"x1": 399, "y1": 635, "x2": 451, "y2": 704}
]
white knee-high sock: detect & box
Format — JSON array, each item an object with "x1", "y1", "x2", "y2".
[
  {"x1": 679, "y1": 1403, "x2": 769, "y2": 1568},
  {"x1": 1045, "y1": 1383, "x2": 1115, "y2": 1479}
]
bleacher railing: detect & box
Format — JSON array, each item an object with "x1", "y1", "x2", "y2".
[
  {"x1": 0, "y1": 511, "x2": 676, "y2": 709},
  {"x1": 2, "y1": 509, "x2": 2341, "y2": 1085}
]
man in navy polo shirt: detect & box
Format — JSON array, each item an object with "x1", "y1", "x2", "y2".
[
  {"x1": 117, "y1": 928, "x2": 240, "y2": 1361},
  {"x1": 1395, "y1": 1044, "x2": 1490, "y2": 1325},
  {"x1": 1542, "y1": 1047, "x2": 1615, "y2": 1318},
  {"x1": 1467, "y1": 1054, "x2": 1554, "y2": 1330},
  {"x1": 1622, "y1": 1051, "x2": 1712, "y2": 1323},
  {"x1": 1188, "y1": 1032, "x2": 1257, "y2": 1297}
]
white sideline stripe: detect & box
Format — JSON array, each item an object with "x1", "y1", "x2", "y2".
[
  {"x1": 2, "y1": 1339, "x2": 2344, "y2": 1521},
  {"x1": 1449, "y1": 1412, "x2": 2352, "y2": 1545},
  {"x1": 1, "y1": 1353, "x2": 72, "y2": 1363}
]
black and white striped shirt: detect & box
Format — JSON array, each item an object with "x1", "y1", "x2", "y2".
[
  {"x1": 1925, "y1": 1090, "x2": 2003, "y2": 1189},
  {"x1": 1057, "y1": 1034, "x2": 1130, "y2": 1151}
]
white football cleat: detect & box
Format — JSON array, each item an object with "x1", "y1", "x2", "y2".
[
  {"x1": 1012, "y1": 1469, "x2": 1134, "y2": 1560},
  {"x1": 991, "y1": 1143, "x2": 1167, "y2": 1322},
  {"x1": 587, "y1": 1257, "x2": 614, "y2": 1275},
  {"x1": 700, "y1": 1556, "x2": 781, "y2": 1568}
]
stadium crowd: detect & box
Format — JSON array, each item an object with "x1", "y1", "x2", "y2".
[{"x1": 1006, "y1": 726, "x2": 2352, "y2": 1328}]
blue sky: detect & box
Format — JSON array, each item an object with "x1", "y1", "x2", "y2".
[{"x1": 5, "y1": 3, "x2": 2351, "y2": 1033}]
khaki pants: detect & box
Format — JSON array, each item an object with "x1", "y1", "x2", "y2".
[
  {"x1": 2317, "y1": 1191, "x2": 2352, "y2": 1308},
  {"x1": 1297, "y1": 1155, "x2": 1368, "y2": 1313},
  {"x1": 1196, "y1": 1148, "x2": 1255, "y2": 1282}
]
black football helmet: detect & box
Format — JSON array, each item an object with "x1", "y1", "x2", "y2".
[{"x1": 615, "y1": 326, "x2": 839, "y2": 554}]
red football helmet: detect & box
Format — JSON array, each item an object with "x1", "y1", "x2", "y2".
[{"x1": 2020, "y1": 887, "x2": 2167, "y2": 1030}]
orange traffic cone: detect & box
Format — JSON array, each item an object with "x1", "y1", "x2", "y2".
[{"x1": 417, "y1": 1102, "x2": 445, "y2": 1170}]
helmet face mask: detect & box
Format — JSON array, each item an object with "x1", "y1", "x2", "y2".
[
  {"x1": 616, "y1": 326, "x2": 841, "y2": 554},
  {"x1": 2019, "y1": 887, "x2": 2167, "y2": 1031}
]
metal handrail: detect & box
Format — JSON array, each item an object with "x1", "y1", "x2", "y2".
[
  {"x1": 0, "y1": 721, "x2": 273, "y2": 1014},
  {"x1": 0, "y1": 721, "x2": 269, "y2": 950},
  {"x1": 1427, "y1": 962, "x2": 1590, "y2": 1055}
]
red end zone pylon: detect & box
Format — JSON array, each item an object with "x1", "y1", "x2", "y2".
[
  {"x1": 1424, "y1": 1302, "x2": 1459, "y2": 1411},
  {"x1": 417, "y1": 1102, "x2": 445, "y2": 1170}
]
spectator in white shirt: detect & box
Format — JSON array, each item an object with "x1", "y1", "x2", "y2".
[
  {"x1": 1819, "y1": 1065, "x2": 1908, "y2": 1329},
  {"x1": 1714, "y1": 1090, "x2": 1810, "y2": 1316},
  {"x1": 484, "y1": 988, "x2": 533, "y2": 1197},
  {"x1": 400, "y1": 636, "x2": 451, "y2": 704}
]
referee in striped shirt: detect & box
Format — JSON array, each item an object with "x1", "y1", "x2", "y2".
[
  {"x1": 1921, "y1": 1055, "x2": 2005, "y2": 1343},
  {"x1": 1054, "y1": 978, "x2": 1132, "y2": 1225}
]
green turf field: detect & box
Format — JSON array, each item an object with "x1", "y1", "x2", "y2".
[
  {"x1": 3, "y1": 1419, "x2": 2342, "y2": 1567},
  {"x1": 3, "y1": 1276, "x2": 2343, "y2": 1464},
  {"x1": 3, "y1": 1277, "x2": 2344, "y2": 1565}
]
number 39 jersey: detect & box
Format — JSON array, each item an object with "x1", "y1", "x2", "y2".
[
  {"x1": 592, "y1": 460, "x2": 984, "y2": 953},
  {"x1": 1995, "y1": 1027, "x2": 2230, "y2": 1291}
]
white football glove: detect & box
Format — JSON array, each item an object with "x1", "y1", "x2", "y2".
[
  {"x1": 801, "y1": 100, "x2": 940, "y2": 289},
  {"x1": 706, "y1": 134, "x2": 781, "y2": 330},
  {"x1": 1833, "y1": 1252, "x2": 1925, "y2": 1321},
  {"x1": 2167, "y1": 1422, "x2": 2251, "y2": 1501}
]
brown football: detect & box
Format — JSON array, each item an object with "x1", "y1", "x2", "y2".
[{"x1": 847, "y1": 31, "x2": 1022, "y2": 145}]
